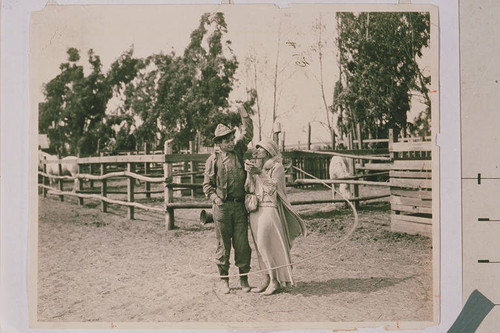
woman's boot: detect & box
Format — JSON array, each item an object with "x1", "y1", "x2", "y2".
[
  {"x1": 252, "y1": 274, "x2": 270, "y2": 293},
  {"x1": 263, "y1": 279, "x2": 280, "y2": 296}
]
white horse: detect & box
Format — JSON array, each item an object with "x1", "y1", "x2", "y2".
[
  {"x1": 38, "y1": 151, "x2": 80, "y2": 192},
  {"x1": 328, "y1": 155, "x2": 353, "y2": 201}
]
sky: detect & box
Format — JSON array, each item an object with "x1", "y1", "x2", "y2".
[{"x1": 31, "y1": 3, "x2": 432, "y2": 148}]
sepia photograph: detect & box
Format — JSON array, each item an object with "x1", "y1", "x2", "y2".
[{"x1": 30, "y1": 3, "x2": 439, "y2": 330}]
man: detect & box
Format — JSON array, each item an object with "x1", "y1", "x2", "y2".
[{"x1": 203, "y1": 106, "x2": 253, "y2": 294}]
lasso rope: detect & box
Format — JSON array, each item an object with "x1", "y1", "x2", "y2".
[{"x1": 188, "y1": 165, "x2": 359, "y2": 279}]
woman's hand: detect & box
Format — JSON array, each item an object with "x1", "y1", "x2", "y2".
[
  {"x1": 245, "y1": 160, "x2": 261, "y2": 175},
  {"x1": 249, "y1": 165, "x2": 262, "y2": 175}
]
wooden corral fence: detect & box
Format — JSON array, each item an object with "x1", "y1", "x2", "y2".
[
  {"x1": 39, "y1": 140, "x2": 395, "y2": 230},
  {"x1": 388, "y1": 129, "x2": 433, "y2": 237},
  {"x1": 285, "y1": 121, "x2": 390, "y2": 152},
  {"x1": 39, "y1": 141, "x2": 210, "y2": 230},
  {"x1": 285, "y1": 147, "x2": 390, "y2": 182}
]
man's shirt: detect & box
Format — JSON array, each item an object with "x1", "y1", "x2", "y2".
[{"x1": 203, "y1": 111, "x2": 253, "y2": 202}]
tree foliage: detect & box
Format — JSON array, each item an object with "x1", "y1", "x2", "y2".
[
  {"x1": 178, "y1": 12, "x2": 239, "y2": 147},
  {"x1": 39, "y1": 12, "x2": 246, "y2": 155},
  {"x1": 333, "y1": 12, "x2": 431, "y2": 140},
  {"x1": 39, "y1": 48, "x2": 113, "y2": 155},
  {"x1": 119, "y1": 12, "x2": 241, "y2": 150}
]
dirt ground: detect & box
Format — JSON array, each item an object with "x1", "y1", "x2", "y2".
[{"x1": 37, "y1": 185, "x2": 433, "y2": 324}]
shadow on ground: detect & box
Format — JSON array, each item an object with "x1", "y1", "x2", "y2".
[{"x1": 288, "y1": 275, "x2": 414, "y2": 297}]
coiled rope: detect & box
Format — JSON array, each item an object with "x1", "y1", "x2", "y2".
[{"x1": 188, "y1": 165, "x2": 359, "y2": 279}]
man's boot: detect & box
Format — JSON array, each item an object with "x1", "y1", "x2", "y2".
[
  {"x1": 252, "y1": 274, "x2": 270, "y2": 293},
  {"x1": 240, "y1": 276, "x2": 251, "y2": 293},
  {"x1": 218, "y1": 278, "x2": 230, "y2": 294},
  {"x1": 216, "y1": 266, "x2": 230, "y2": 294}
]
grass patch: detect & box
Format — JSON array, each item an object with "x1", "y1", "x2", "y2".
[
  {"x1": 357, "y1": 201, "x2": 390, "y2": 212},
  {"x1": 306, "y1": 218, "x2": 347, "y2": 234},
  {"x1": 84, "y1": 220, "x2": 108, "y2": 228},
  {"x1": 300, "y1": 209, "x2": 347, "y2": 220},
  {"x1": 381, "y1": 230, "x2": 428, "y2": 242}
]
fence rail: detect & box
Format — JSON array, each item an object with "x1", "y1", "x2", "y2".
[
  {"x1": 296, "y1": 149, "x2": 392, "y2": 162},
  {"x1": 40, "y1": 184, "x2": 389, "y2": 211},
  {"x1": 39, "y1": 141, "x2": 395, "y2": 230},
  {"x1": 388, "y1": 129, "x2": 433, "y2": 237},
  {"x1": 294, "y1": 179, "x2": 392, "y2": 187},
  {"x1": 40, "y1": 185, "x2": 164, "y2": 213}
]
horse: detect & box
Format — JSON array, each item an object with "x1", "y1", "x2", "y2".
[
  {"x1": 38, "y1": 151, "x2": 80, "y2": 192},
  {"x1": 328, "y1": 155, "x2": 353, "y2": 202}
]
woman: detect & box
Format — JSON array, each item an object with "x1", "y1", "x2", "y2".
[{"x1": 245, "y1": 139, "x2": 307, "y2": 295}]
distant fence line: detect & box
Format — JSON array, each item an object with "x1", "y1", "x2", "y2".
[
  {"x1": 39, "y1": 131, "x2": 433, "y2": 236},
  {"x1": 284, "y1": 137, "x2": 390, "y2": 149},
  {"x1": 39, "y1": 140, "x2": 397, "y2": 230}
]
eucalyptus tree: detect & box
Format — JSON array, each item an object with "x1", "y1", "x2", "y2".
[
  {"x1": 123, "y1": 12, "x2": 243, "y2": 150},
  {"x1": 40, "y1": 12, "x2": 251, "y2": 154},
  {"x1": 39, "y1": 48, "x2": 113, "y2": 155},
  {"x1": 333, "y1": 12, "x2": 431, "y2": 141}
]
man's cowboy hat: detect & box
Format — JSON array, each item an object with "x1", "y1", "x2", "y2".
[{"x1": 214, "y1": 124, "x2": 236, "y2": 138}]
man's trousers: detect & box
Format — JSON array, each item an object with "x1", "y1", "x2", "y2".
[{"x1": 212, "y1": 201, "x2": 251, "y2": 280}]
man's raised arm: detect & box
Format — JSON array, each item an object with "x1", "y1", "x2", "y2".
[{"x1": 236, "y1": 105, "x2": 254, "y2": 148}]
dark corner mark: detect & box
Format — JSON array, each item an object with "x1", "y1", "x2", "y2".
[
  {"x1": 447, "y1": 290, "x2": 495, "y2": 333},
  {"x1": 478, "y1": 218, "x2": 500, "y2": 222}
]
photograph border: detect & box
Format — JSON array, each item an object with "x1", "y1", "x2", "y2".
[
  {"x1": 0, "y1": 1, "x2": 455, "y2": 331},
  {"x1": 29, "y1": 2, "x2": 440, "y2": 330}
]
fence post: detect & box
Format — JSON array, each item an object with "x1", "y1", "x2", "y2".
[
  {"x1": 272, "y1": 122, "x2": 281, "y2": 145},
  {"x1": 58, "y1": 154, "x2": 64, "y2": 201},
  {"x1": 127, "y1": 152, "x2": 135, "y2": 220},
  {"x1": 100, "y1": 152, "x2": 107, "y2": 213},
  {"x1": 282, "y1": 131, "x2": 286, "y2": 151},
  {"x1": 307, "y1": 122, "x2": 311, "y2": 150},
  {"x1": 331, "y1": 129, "x2": 336, "y2": 150},
  {"x1": 388, "y1": 129, "x2": 394, "y2": 160},
  {"x1": 356, "y1": 123, "x2": 363, "y2": 150},
  {"x1": 144, "y1": 142, "x2": 151, "y2": 199},
  {"x1": 352, "y1": 163, "x2": 360, "y2": 209},
  {"x1": 42, "y1": 158, "x2": 48, "y2": 198},
  {"x1": 357, "y1": 123, "x2": 365, "y2": 168},
  {"x1": 77, "y1": 153, "x2": 84, "y2": 205},
  {"x1": 347, "y1": 133, "x2": 360, "y2": 208},
  {"x1": 164, "y1": 140, "x2": 175, "y2": 230},
  {"x1": 189, "y1": 140, "x2": 196, "y2": 198},
  {"x1": 90, "y1": 163, "x2": 95, "y2": 189}
]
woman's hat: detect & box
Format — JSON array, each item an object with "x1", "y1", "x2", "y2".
[{"x1": 256, "y1": 139, "x2": 279, "y2": 157}]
